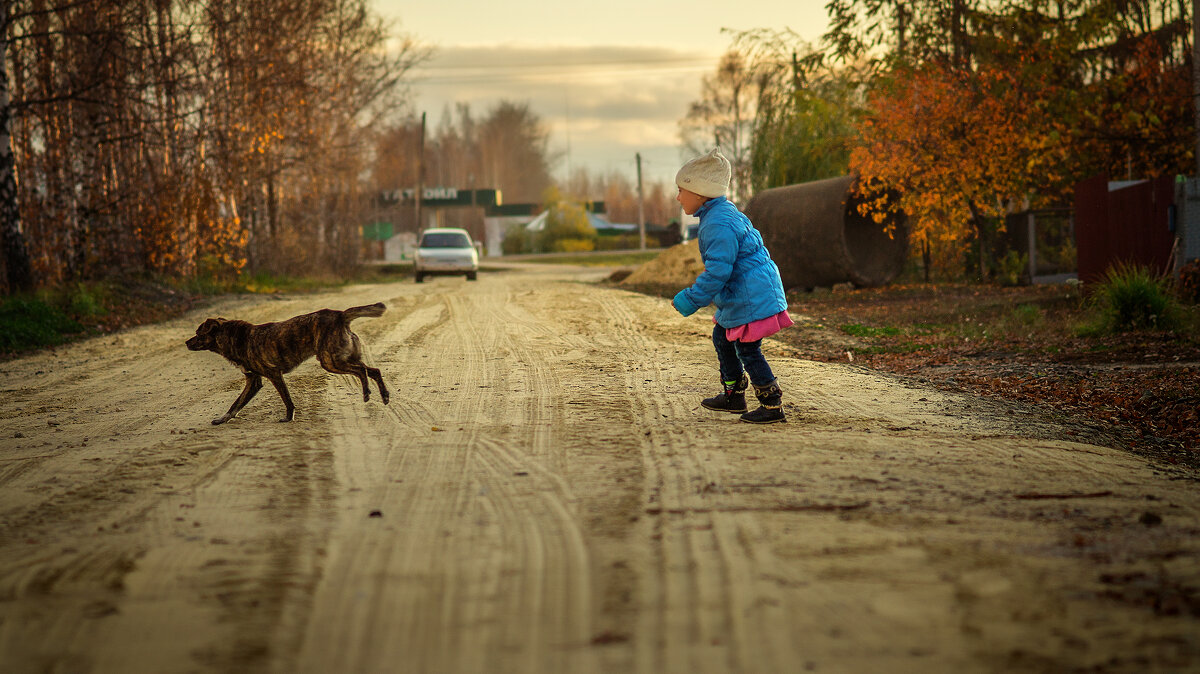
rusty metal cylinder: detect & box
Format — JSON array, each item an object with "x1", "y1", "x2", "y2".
[{"x1": 743, "y1": 176, "x2": 908, "y2": 289}]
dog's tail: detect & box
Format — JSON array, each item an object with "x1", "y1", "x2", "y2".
[{"x1": 344, "y1": 302, "x2": 386, "y2": 321}]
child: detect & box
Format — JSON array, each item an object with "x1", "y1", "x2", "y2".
[{"x1": 672, "y1": 148, "x2": 793, "y2": 424}]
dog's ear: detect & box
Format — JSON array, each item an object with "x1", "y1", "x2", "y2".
[{"x1": 196, "y1": 318, "x2": 225, "y2": 335}]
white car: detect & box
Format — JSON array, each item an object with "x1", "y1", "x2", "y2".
[{"x1": 414, "y1": 228, "x2": 479, "y2": 283}]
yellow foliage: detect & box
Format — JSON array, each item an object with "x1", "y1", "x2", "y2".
[
  {"x1": 850, "y1": 60, "x2": 1073, "y2": 256},
  {"x1": 551, "y1": 238, "x2": 596, "y2": 253}
]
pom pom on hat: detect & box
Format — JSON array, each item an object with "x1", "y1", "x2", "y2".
[{"x1": 675, "y1": 147, "x2": 731, "y2": 198}]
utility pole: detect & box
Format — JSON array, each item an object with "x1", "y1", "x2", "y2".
[
  {"x1": 415, "y1": 112, "x2": 426, "y2": 232},
  {"x1": 636, "y1": 153, "x2": 646, "y2": 251}
]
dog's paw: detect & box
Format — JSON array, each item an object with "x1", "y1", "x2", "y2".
[
  {"x1": 212, "y1": 417, "x2": 228, "y2": 425},
  {"x1": 382, "y1": 394, "x2": 390, "y2": 405}
]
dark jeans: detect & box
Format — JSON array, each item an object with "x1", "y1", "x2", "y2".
[{"x1": 712, "y1": 323, "x2": 775, "y2": 387}]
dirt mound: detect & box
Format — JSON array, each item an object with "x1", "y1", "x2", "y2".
[{"x1": 620, "y1": 240, "x2": 702, "y2": 287}]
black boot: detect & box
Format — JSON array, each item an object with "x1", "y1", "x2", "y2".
[
  {"x1": 701, "y1": 374, "x2": 748, "y2": 413},
  {"x1": 740, "y1": 380, "x2": 785, "y2": 424}
]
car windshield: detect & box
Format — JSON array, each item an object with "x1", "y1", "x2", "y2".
[{"x1": 420, "y1": 232, "x2": 471, "y2": 248}]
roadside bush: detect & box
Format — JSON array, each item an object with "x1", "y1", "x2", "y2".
[
  {"x1": 67, "y1": 283, "x2": 108, "y2": 317},
  {"x1": 1088, "y1": 263, "x2": 1180, "y2": 332},
  {"x1": 996, "y1": 250, "x2": 1028, "y2": 286},
  {"x1": 595, "y1": 234, "x2": 661, "y2": 251},
  {"x1": 534, "y1": 208, "x2": 594, "y2": 252},
  {"x1": 1057, "y1": 238, "x2": 1077, "y2": 271},
  {"x1": 0, "y1": 296, "x2": 85, "y2": 352},
  {"x1": 1177, "y1": 259, "x2": 1200, "y2": 304},
  {"x1": 502, "y1": 224, "x2": 530, "y2": 255},
  {"x1": 531, "y1": 187, "x2": 597, "y2": 253},
  {"x1": 550, "y1": 238, "x2": 595, "y2": 253},
  {"x1": 1010, "y1": 303, "x2": 1043, "y2": 327}
]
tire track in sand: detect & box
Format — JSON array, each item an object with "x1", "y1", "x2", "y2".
[
  {"x1": 296, "y1": 275, "x2": 597, "y2": 674},
  {"x1": 582, "y1": 288, "x2": 796, "y2": 674}
]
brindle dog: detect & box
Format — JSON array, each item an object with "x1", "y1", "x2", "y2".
[{"x1": 186, "y1": 302, "x2": 390, "y2": 424}]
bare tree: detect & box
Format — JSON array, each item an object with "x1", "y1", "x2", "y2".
[
  {"x1": 590, "y1": 169, "x2": 673, "y2": 226},
  {"x1": 678, "y1": 50, "x2": 760, "y2": 202},
  {"x1": 477, "y1": 101, "x2": 556, "y2": 204},
  {"x1": 3, "y1": 0, "x2": 426, "y2": 292}
]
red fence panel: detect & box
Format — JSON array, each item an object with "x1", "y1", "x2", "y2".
[{"x1": 1074, "y1": 174, "x2": 1176, "y2": 285}]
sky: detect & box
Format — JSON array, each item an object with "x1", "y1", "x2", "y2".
[{"x1": 372, "y1": 0, "x2": 830, "y2": 194}]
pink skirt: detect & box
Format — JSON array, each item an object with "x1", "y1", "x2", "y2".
[{"x1": 718, "y1": 310, "x2": 794, "y2": 343}]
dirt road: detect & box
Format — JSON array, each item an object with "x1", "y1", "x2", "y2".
[{"x1": 1, "y1": 265, "x2": 1197, "y2": 674}]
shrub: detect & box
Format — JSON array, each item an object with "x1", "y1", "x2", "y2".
[
  {"x1": 534, "y1": 204, "x2": 595, "y2": 253},
  {"x1": 67, "y1": 283, "x2": 108, "y2": 317},
  {"x1": 996, "y1": 250, "x2": 1028, "y2": 286},
  {"x1": 1057, "y1": 238, "x2": 1077, "y2": 271},
  {"x1": 531, "y1": 187, "x2": 597, "y2": 253},
  {"x1": 1011, "y1": 303, "x2": 1042, "y2": 326},
  {"x1": 0, "y1": 297, "x2": 85, "y2": 352},
  {"x1": 551, "y1": 238, "x2": 595, "y2": 253},
  {"x1": 1178, "y1": 259, "x2": 1200, "y2": 304},
  {"x1": 1088, "y1": 263, "x2": 1180, "y2": 332},
  {"x1": 502, "y1": 224, "x2": 530, "y2": 255},
  {"x1": 595, "y1": 234, "x2": 660, "y2": 251}
]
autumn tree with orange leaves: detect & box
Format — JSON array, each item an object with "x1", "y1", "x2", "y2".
[
  {"x1": 1, "y1": 0, "x2": 426, "y2": 293},
  {"x1": 1079, "y1": 38, "x2": 1194, "y2": 182},
  {"x1": 826, "y1": 0, "x2": 1193, "y2": 281},
  {"x1": 851, "y1": 57, "x2": 1074, "y2": 279}
]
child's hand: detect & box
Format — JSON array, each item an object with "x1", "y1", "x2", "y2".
[{"x1": 673, "y1": 290, "x2": 698, "y2": 317}]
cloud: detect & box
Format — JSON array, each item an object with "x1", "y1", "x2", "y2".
[
  {"x1": 417, "y1": 43, "x2": 716, "y2": 74},
  {"x1": 415, "y1": 45, "x2": 710, "y2": 113},
  {"x1": 408, "y1": 44, "x2": 718, "y2": 182}
]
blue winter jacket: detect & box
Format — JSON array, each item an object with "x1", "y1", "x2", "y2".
[{"x1": 674, "y1": 197, "x2": 788, "y2": 328}]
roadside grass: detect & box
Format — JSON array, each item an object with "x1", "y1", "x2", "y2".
[
  {"x1": 790, "y1": 281, "x2": 1200, "y2": 360},
  {"x1": 177, "y1": 268, "x2": 403, "y2": 295},
  {"x1": 0, "y1": 294, "x2": 88, "y2": 352},
  {"x1": 787, "y1": 284, "x2": 1090, "y2": 356},
  {"x1": 774, "y1": 282, "x2": 1200, "y2": 457},
  {"x1": 0, "y1": 265, "x2": 417, "y2": 357},
  {"x1": 500, "y1": 250, "x2": 662, "y2": 267},
  {"x1": 839, "y1": 323, "x2": 902, "y2": 338},
  {"x1": 787, "y1": 280, "x2": 1200, "y2": 364},
  {"x1": 0, "y1": 252, "x2": 657, "y2": 357}
]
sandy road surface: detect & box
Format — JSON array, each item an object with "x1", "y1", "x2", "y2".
[{"x1": 1, "y1": 265, "x2": 1198, "y2": 674}]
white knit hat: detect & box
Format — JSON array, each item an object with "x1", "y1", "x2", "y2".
[{"x1": 675, "y1": 147, "x2": 730, "y2": 198}]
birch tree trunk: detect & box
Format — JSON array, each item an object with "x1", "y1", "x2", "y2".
[{"x1": 0, "y1": 0, "x2": 33, "y2": 293}]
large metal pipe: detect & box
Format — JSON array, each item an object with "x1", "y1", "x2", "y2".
[{"x1": 743, "y1": 175, "x2": 908, "y2": 289}]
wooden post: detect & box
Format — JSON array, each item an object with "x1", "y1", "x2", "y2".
[
  {"x1": 636, "y1": 152, "x2": 646, "y2": 250},
  {"x1": 415, "y1": 112, "x2": 425, "y2": 231}
]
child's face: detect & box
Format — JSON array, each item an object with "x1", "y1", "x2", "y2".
[{"x1": 676, "y1": 187, "x2": 708, "y2": 216}]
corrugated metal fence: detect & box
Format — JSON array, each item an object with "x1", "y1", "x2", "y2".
[
  {"x1": 1074, "y1": 174, "x2": 1177, "y2": 285},
  {"x1": 1180, "y1": 177, "x2": 1200, "y2": 271}
]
